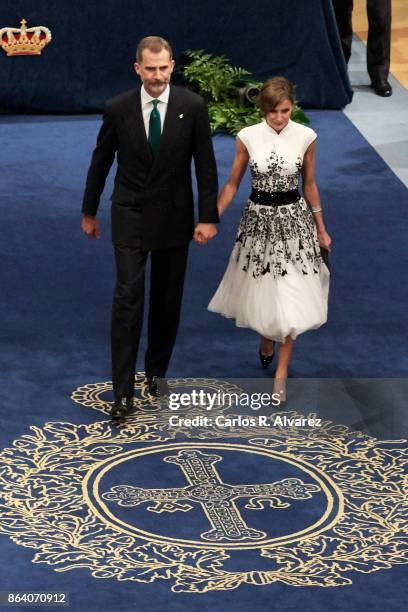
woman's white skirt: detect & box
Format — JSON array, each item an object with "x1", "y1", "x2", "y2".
[
  {"x1": 208, "y1": 255, "x2": 329, "y2": 342},
  {"x1": 208, "y1": 196, "x2": 330, "y2": 342}
]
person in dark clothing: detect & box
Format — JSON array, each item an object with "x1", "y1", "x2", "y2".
[
  {"x1": 81, "y1": 36, "x2": 219, "y2": 419},
  {"x1": 332, "y1": 0, "x2": 392, "y2": 97}
]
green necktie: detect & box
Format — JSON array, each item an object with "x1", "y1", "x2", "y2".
[{"x1": 148, "y1": 99, "x2": 161, "y2": 155}]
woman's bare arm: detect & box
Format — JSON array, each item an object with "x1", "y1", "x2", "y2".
[
  {"x1": 217, "y1": 138, "x2": 249, "y2": 216},
  {"x1": 302, "y1": 141, "x2": 331, "y2": 250}
]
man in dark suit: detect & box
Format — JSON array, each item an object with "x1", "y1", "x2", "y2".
[
  {"x1": 332, "y1": 0, "x2": 392, "y2": 97},
  {"x1": 81, "y1": 36, "x2": 219, "y2": 418}
]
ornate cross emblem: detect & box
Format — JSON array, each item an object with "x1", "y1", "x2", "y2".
[{"x1": 102, "y1": 449, "x2": 320, "y2": 542}]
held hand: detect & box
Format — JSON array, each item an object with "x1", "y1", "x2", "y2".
[
  {"x1": 193, "y1": 223, "x2": 217, "y2": 246},
  {"x1": 317, "y1": 229, "x2": 332, "y2": 251},
  {"x1": 81, "y1": 215, "x2": 101, "y2": 239}
]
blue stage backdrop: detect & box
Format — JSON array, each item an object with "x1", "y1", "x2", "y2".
[{"x1": 0, "y1": 0, "x2": 352, "y2": 113}]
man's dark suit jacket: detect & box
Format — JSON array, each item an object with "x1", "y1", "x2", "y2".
[{"x1": 82, "y1": 84, "x2": 219, "y2": 250}]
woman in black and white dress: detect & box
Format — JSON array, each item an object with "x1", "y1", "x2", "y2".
[{"x1": 208, "y1": 77, "x2": 331, "y2": 400}]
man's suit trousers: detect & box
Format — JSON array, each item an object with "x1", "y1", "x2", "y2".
[
  {"x1": 332, "y1": 0, "x2": 391, "y2": 82},
  {"x1": 111, "y1": 215, "x2": 189, "y2": 399}
]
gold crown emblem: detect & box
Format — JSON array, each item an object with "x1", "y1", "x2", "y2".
[{"x1": 0, "y1": 19, "x2": 52, "y2": 56}]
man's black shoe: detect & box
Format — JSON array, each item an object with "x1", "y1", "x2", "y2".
[
  {"x1": 371, "y1": 80, "x2": 392, "y2": 97},
  {"x1": 145, "y1": 376, "x2": 170, "y2": 398},
  {"x1": 110, "y1": 397, "x2": 133, "y2": 420}
]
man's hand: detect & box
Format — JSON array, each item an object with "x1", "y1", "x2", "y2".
[
  {"x1": 81, "y1": 215, "x2": 101, "y2": 239},
  {"x1": 193, "y1": 223, "x2": 217, "y2": 245}
]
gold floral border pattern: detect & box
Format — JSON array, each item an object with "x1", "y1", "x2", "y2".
[{"x1": 0, "y1": 378, "x2": 407, "y2": 592}]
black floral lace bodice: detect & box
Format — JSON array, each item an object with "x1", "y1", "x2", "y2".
[
  {"x1": 234, "y1": 120, "x2": 322, "y2": 279},
  {"x1": 250, "y1": 152, "x2": 303, "y2": 193}
]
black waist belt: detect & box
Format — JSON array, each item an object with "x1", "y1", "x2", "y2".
[{"x1": 249, "y1": 188, "x2": 300, "y2": 206}]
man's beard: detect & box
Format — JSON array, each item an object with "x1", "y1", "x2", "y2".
[{"x1": 147, "y1": 80, "x2": 168, "y2": 95}]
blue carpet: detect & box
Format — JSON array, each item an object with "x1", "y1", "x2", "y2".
[
  {"x1": 0, "y1": 111, "x2": 407, "y2": 610},
  {"x1": 1, "y1": 111, "x2": 407, "y2": 401}
]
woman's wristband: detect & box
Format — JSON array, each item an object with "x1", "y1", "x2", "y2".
[{"x1": 311, "y1": 206, "x2": 322, "y2": 214}]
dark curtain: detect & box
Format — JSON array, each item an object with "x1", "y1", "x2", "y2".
[{"x1": 0, "y1": 0, "x2": 352, "y2": 112}]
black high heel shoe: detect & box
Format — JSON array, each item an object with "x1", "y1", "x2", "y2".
[{"x1": 259, "y1": 347, "x2": 275, "y2": 369}]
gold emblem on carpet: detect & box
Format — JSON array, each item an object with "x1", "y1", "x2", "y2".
[
  {"x1": 0, "y1": 376, "x2": 407, "y2": 592},
  {"x1": 86, "y1": 443, "x2": 340, "y2": 549}
]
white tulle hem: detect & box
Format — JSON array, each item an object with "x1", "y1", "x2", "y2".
[{"x1": 208, "y1": 258, "x2": 329, "y2": 342}]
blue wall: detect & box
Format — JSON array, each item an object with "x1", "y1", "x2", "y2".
[{"x1": 0, "y1": 0, "x2": 352, "y2": 112}]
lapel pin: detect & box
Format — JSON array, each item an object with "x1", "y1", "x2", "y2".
[{"x1": 178, "y1": 113, "x2": 184, "y2": 119}]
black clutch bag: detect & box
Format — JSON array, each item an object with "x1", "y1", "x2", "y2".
[{"x1": 320, "y1": 247, "x2": 330, "y2": 271}]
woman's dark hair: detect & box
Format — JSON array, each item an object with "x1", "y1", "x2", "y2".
[{"x1": 259, "y1": 76, "x2": 296, "y2": 115}]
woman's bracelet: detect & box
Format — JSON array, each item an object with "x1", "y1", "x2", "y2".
[{"x1": 311, "y1": 206, "x2": 322, "y2": 214}]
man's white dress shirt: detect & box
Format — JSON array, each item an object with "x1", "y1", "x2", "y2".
[{"x1": 140, "y1": 84, "x2": 170, "y2": 137}]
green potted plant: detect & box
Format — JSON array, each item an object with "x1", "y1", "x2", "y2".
[{"x1": 180, "y1": 49, "x2": 309, "y2": 135}]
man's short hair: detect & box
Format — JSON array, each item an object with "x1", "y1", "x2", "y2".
[{"x1": 136, "y1": 36, "x2": 173, "y2": 63}]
